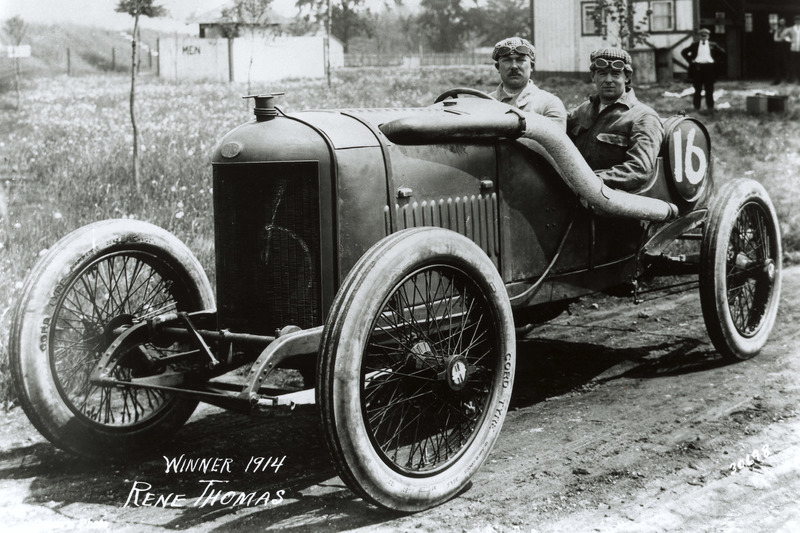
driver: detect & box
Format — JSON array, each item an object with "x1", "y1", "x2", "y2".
[
  {"x1": 567, "y1": 48, "x2": 664, "y2": 192},
  {"x1": 489, "y1": 37, "x2": 567, "y2": 130}
]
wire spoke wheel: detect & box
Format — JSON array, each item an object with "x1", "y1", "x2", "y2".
[
  {"x1": 724, "y1": 203, "x2": 775, "y2": 337},
  {"x1": 51, "y1": 251, "x2": 191, "y2": 427},
  {"x1": 318, "y1": 228, "x2": 515, "y2": 512},
  {"x1": 363, "y1": 264, "x2": 499, "y2": 475},
  {"x1": 10, "y1": 220, "x2": 214, "y2": 459},
  {"x1": 700, "y1": 179, "x2": 781, "y2": 360}
]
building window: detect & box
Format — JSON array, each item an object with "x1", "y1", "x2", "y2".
[
  {"x1": 650, "y1": 0, "x2": 674, "y2": 32},
  {"x1": 582, "y1": 2, "x2": 603, "y2": 36}
]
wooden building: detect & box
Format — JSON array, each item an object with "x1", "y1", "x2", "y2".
[
  {"x1": 699, "y1": 0, "x2": 800, "y2": 79},
  {"x1": 531, "y1": 0, "x2": 798, "y2": 80}
]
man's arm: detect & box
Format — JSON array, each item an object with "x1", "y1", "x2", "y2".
[
  {"x1": 594, "y1": 110, "x2": 664, "y2": 192},
  {"x1": 541, "y1": 93, "x2": 568, "y2": 131},
  {"x1": 681, "y1": 44, "x2": 694, "y2": 62}
]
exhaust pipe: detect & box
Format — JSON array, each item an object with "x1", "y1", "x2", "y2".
[{"x1": 380, "y1": 109, "x2": 678, "y2": 222}]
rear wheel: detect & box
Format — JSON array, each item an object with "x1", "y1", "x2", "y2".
[
  {"x1": 10, "y1": 220, "x2": 215, "y2": 459},
  {"x1": 699, "y1": 179, "x2": 781, "y2": 360},
  {"x1": 318, "y1": 228, "x2": 515, "y2": 511}
]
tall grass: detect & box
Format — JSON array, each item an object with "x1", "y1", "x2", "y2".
[{"x1": 0, "y1": 67, "x2": 798, "y2": 406}]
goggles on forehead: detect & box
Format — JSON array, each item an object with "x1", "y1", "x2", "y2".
[
  {"x1": 592, "y1": 58, "x2": 628, "y2": 71},
  {"x1": 495, "y1": 44, "x2": 534, "y2": 60}
]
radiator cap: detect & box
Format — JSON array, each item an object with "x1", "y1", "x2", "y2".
[{"x1": 243, "y1": 93, "x2": 284, "y2": 122}]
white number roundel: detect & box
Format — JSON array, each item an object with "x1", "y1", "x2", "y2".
[{"x1": 668, "y1": 119, "x2": 710, "y2": 203}]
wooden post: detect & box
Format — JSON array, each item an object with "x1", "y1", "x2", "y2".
[
  {"x1": 13, "y1": 57, "x2": 20, "y2": 109},
  {"x1": 228, "y1": 37, "x2": 234, "y2": 82},
  {"x1": 66, "y1": 47, "x2": 71, "y2": 76},
  {"x1": 112, "y1": 47, "x2": 116, "y2": 71},
  {"x1": 325, "y1": 0, "x2": 332, "y2": 88},
  {"x1": 156, "y1": 38, "x2": 160, "y2": 77},
  {"x1": 626, "y1": 0, "x2": 635, "y2": 49}
]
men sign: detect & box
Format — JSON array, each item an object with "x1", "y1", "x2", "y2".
[{"x1": 7, "y1": 45, "x2": 31, "y2": 58}]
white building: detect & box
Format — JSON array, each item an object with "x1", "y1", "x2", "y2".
[{"x1": 532, "y1": 0, "x2": 700, "y2": 81}]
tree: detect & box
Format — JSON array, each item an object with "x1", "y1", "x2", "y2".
[
  {"x1": 295, "y1": 0, "x2": 374, "y2": 53},
  {"x1": 592, "y1": 0, "x2": 652, "y2": 49},
  {"x1": 115, "y1": 1, "x2": 167, "y2": 193},
  {"x1": 463, "y1": 0, "x2": 529, "y2": 48},
  {"x1": 219, "y1": 0, "x2": 275, "y2": 38},
  {"x1": 417, "y1": 0, "x2": 469, "y2": 53},
  {"x1": 3, "y1": 16, "x2": 27, "y2": 110},
  {"x1": 220, "y1": 0, "x2": 276, "y2": 93}
]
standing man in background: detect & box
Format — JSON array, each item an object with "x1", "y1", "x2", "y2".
[
  {"x1": 771, "y1": 17, "x2": 790, "y2": 84},
  {"x1": 681, "y1": 28, "x2": 726, "y2": 113},
  {"x1": 780, "y1": 15, "x2": 800, "y2": 83},
  {"x1": 489, "y1": 36, "x2": 567, "y2": 130}
]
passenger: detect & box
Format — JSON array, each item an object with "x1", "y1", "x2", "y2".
[
  {"x1": 567, "y1": 47, "x2": 664, "y2": 193},
  {"x1": 489, "y1": 37, "x2": 567, "y2": 130}
]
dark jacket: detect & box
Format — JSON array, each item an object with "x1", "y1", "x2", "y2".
[
  {"x1": 681, "y1": 40, "x2": 726, "y2": 80},
  {"x1": 567, "y1": 88, "x2": 664, "y2": 192}
]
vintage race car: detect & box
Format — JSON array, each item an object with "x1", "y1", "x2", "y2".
[{"x1": 10, "y1": 88, "x2": 782, "y2": 512}]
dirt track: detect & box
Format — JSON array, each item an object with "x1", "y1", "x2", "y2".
[{"x1": 1, "y1": 266, "x2": 799, "y2": 533}]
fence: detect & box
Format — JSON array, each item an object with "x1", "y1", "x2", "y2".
[{"x1": 344, "y1": 53, "x2": 493, "y2": 68}]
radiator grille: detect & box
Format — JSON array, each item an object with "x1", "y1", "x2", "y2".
[{"x1": 214, "y1": 162, "x2": 321, "y2": 334}]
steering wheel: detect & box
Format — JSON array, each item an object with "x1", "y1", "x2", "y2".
[{"x1": 434, "y1": 87, "x2": 494, "y2": 104}]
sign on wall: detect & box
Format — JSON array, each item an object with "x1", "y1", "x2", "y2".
[{"x1": 7, "y1": 45, "x2": 31, "y2": 58}]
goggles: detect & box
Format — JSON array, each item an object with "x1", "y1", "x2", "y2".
[
  {"x1": 494, "y1": 44, "x2": 534, "y2": 60},
  {"x1": 591, "y1": 58, "x2": 628, "y2": 71}
]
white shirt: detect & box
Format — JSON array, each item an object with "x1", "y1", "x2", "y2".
[{"x1": 695, "y1": 41, "x2": 714, "y2": 63}]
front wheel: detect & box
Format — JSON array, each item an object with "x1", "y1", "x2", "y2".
[
  {"x1": 10, "y1": 220, "x2": 215, "y2": 459},
  {"x1": 318, "y1": 228, "x2": 515, "y2": 511},
  {"x1": 699, "y1": 179, "x2": 782, "y2": 360}
]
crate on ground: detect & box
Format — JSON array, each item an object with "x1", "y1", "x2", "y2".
[{"x1": 747, "y1": 93, "x2": 790, "y2": 115}]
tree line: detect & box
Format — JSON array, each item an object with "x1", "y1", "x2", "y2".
[{"x1": 235, "y1": 0, "x2": 533, "y2": 54}]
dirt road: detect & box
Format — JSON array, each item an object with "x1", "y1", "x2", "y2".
[{"x1": 2, "y1": 266, "x2": 799, "y2": 533}]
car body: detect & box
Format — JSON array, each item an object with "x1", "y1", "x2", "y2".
[{"x1": 10, "y1": 89, "x2": 782, "y2": 513}]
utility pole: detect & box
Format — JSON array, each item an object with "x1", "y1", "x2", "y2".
[
  {"x1": 529, "y1": 0, "x2": 535, "y2": 44},
  {"x1": 326, "y1": 0, "x2": 332, "y2": 88}
]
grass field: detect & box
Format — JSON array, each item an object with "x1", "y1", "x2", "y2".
[{"x1": 0, "y1": 67, "x2": 798, "y2": 405}]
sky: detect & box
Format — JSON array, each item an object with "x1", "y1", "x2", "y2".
[{"x1": 1, "y1": 0, "x2": 308, "y2": 33}]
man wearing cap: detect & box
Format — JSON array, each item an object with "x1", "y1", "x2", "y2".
[
  {"x1": 779, "y1": 15, "x2": 800, "y2": 83},
  {"x1": 681, "y1": 28, "x2": 726, "y2": 112},
  {"x1": 489, "y1": 37, "x2": 567, "y2": 130},
  {"x1": 566, "y1": 48, "x2": 664, "y2": 193}
]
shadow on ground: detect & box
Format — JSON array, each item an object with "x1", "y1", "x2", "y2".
[
  {"x1": 510, "y1": 333, "x2": 731, "y2": 409},
  {"x1": 0, "y1": 331, "x2": 732, "y2": 531}
]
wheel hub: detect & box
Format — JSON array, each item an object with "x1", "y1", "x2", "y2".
[
  {"x1": 446, "y1": 356, "x2": 469, "y2": 391},
  {"x1": 103, "y1": 314, "x2": 135, "y2": 349},
  {"x1": 764, "y1": 259, "x2": 776, "y2": 282}
]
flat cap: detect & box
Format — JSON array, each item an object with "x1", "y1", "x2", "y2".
[
  {"x1": 589, "y1": 47, "x2": 633, "y2": 72},
  {"x1": 492, "y1": 37, "x2": 536, "y2": 62},
  {"x1": 698, "y1": 28, "x2": 711, "y2": 35}
]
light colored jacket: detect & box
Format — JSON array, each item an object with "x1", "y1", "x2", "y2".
[{"x1": 490, "y1": 80, "x2": 567, "y2": 131}]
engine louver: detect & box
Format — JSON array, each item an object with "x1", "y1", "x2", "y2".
[{"x1": 213, "y1": 162, "x2": 321, "y2": 334}]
